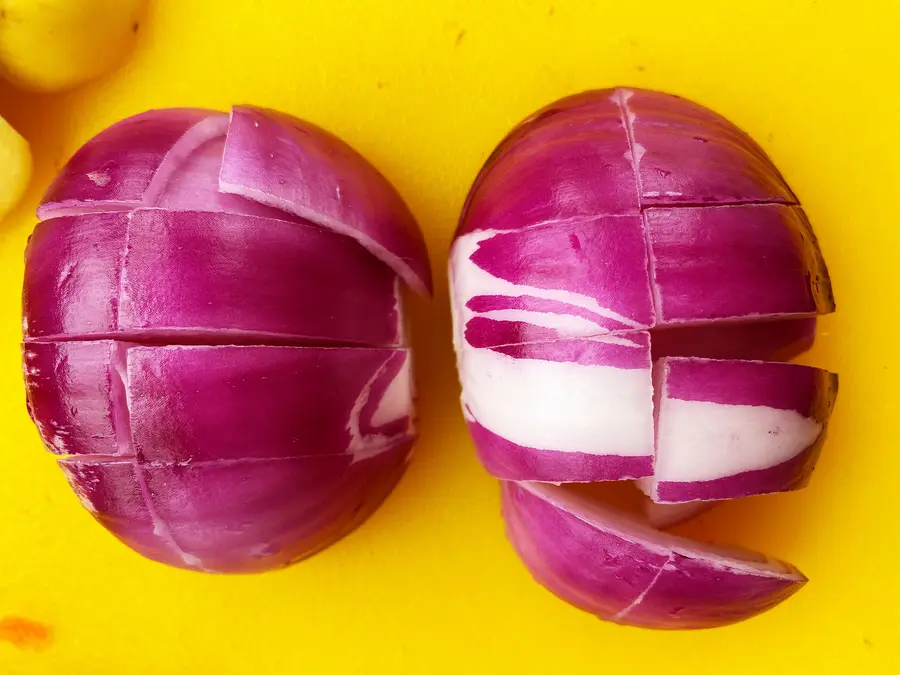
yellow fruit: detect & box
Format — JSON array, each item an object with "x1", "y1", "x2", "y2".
[
  {"x1": 0, "y1": 0, "x2": 146, "y2": 93},
  {"x1": 0, "y1": 114, "x2": 31, "y2": 220}
]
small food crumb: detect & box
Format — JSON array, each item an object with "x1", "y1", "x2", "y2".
[
  {"x1": 86, "y1": 170, "x2": 111, "y2": 187},
  {"x1": 0, "y1": 617, "x2": 52, "y2": 651}
]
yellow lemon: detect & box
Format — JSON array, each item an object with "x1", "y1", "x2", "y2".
[
  {"x1": 0, "y1": 0, "x2": 146, "y2": 93},
  {"x1": 0, "y1": 114, "x2": 30, "y2": 219}
]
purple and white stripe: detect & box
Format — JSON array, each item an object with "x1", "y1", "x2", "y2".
[
  {"x1": 451, "y1": 87, "x2": 839, "y2": 628},
  {"x1": 643, "y1": 357, "x2": 837, "y2": 503},
  {"x1": 459, "y1": 333, "x2": 654, "y2": 482}
]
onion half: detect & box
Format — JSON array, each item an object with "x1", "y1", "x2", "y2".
[
  {"x1": 23, "y1": 106, "x2": 429, "y2": 573},
  {"x1": 451, "y1": 87, "x2": 837, "y2": 627}
]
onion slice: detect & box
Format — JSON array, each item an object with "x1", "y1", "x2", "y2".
[
  {"x1": 36, "y1": 105, "x2": 431, "y2": 296},
  {"x1": 24, "y1": 340, "x2": 132, "y2": 456},
  {"x1": 25, "y1": 342, "x2": 414, "y2": 461},
  {"x1": 59, "y1": 441, "x2": 412, "y2": 574},
  {"x1": 219, "y1": 106, "x2": 432, "y2": 295},
  {"x1": 451, "y1": 87, "x2": 839, "y2": 627},
  {"x1": 647, "y1": 205, "x2": 834, "y2": 324},
  {"x1": 460, "y1": 333, "x2": 654, "y2": 482},
  {"x1": 127, "y1": 345, "x2": 414, "y2": 462},
  {"x1": 643, "y1": 357, "x2": 837, "y2": 503},
  {"x1": 38, "y1": 109, "x2": 225, "y2": 219},
  {"x1": 458, "y1": 95, "x2": 638, "y2": 235},
  {"x1": 622, "y1": 88, "x2": 796, "y2": 205},
  {"x1": 504, "y1": 481, "x2": 806, "y2": 629},
  {"x1": 24, "y1": 209, "x2": 403, "y2": 345}
]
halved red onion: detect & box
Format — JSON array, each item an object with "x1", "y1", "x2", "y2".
[
  {"x1": 504, "y1": 482, "x2": 805, "y2": 630},
  {"x1": 24, "y1": 105, "x2": 429, "y2": 572},
  {"x1": 642, "y1": 357, "x2": 837, "y2": 503},
  {"x1": 452, "y1": 87, "x2": 837, "y2": 627}
]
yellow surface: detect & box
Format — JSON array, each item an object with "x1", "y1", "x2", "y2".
[
  {"x1": 0, "y1": 114, "x2": 30, "y2": 218},
  {"x1": 0, "y1": 0, "x2": 897, "y2": 672}
]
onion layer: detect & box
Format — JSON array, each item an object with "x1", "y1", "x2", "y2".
[{"x1": 504, "y1": 482, "x2": 806, "y2": 630}]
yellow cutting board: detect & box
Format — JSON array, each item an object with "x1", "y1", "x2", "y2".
[{"x1": 1, "y1": 1, "x2": 897, "y2": 672}]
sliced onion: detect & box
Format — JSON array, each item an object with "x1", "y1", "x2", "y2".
[
  {"x1": 60, "y1": 441, "x2": 411, "y2": 574},
  {"x1": 24, "y1": 209, "x2": 402, "y2": 345},
  {"x1": 24, "y1": 341, "x2": 131, "y2": 457},
  {"x1": 458, "y1": 95, "x2": 638, "y2": 236},
  {"x1": 127, "y1": 345, "x2": 413, "y2": 462},
  {"x1": 504, "y1": 481, "x2": 806, "y2": 629},
  {"x1": 38, "y1": 109, "x2": 225, "y2": 218},
  {"x1": 460, "y1": 333, "x2": 653, "y2": 482},
  {"x1": 451, "y1": 87, "x2": 837, "y2": 627},
  {"x1": 219, "y1": 106, "x2": 432, "y2": 295},
  {"x1": 25, "y1": 105, "x2": 429, "y2": 572},
  {"x1": 450, "y1": 215, "x2": 655, "y2": 339},
  {"x1": 26, "y1": 342, "x2": 414, "y2": 460},
  {"x1": 647, "y1": 205, "x2": 834, "y2": 324},
  {"x1": 623, "y1": 88, "x2": 796, "y2": 205},
  {"x1": 643, "y1": 357, "x2": 837, "y2": 503}
]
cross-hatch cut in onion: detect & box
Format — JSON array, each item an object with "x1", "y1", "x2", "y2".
[
  {"x1": 450, "y1": 87, "x2": 837, "y2": 629},
  {"x1": 22, "y1": 106, "x2": 430, "y2": 574}
]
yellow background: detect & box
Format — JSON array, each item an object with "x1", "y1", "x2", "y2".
[{"x1": 1, "y1": 0, "x2": 898, "y2": 672}]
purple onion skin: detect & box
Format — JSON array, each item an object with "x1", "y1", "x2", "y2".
[
  {"x1": 24, "y1": 106, "x2": 429, "y2": 573},
  {"x1": 39, "y1": 109, "x2": 219, "y2": 217},
  {"x1": 468, "y1": 418, "x2": 654, "y2": 483},
  {"x1": 60, "y1": 441, "x2": 411, "y2": 573},
  {"x1": 647, "y1": 205, "x2": 834, "y2": 323},
  {"x1": 24, "y1": 209, "x2": 402, "y2": 345},
  {"x1": 503, "y1": 482, "x2": 805, "y2": 630},
  {"x1": 36, "y1": 106, "x2": 431, "y2": 295},
  {"x1": 451, "y1": 87, "x2": 836, "y2": 627},
  {"x1": 220, "y1": 106, "x2": 432, "y2": 296}
]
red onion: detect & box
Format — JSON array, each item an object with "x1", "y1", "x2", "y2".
[
  {"x1": 23, "y1": 106, "x2": 430, "y2": 573},
  {"x1": 451, "y1": 87, "x2": 837, "y2": 628}
]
